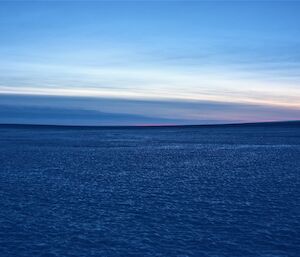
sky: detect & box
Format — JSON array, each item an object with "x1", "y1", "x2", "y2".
[{"x1": 0, "y1": 0, "x2": 300, "y2": 125}]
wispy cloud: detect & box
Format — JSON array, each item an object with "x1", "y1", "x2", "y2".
[
  {"x1": 1, "y1": 94, "x2": 299, "y2": 125},
  {"x1": 1, "y1": 60, "x2": 299, "y2": 110}
]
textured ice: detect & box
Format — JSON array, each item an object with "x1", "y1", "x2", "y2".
[{"x1": 0, "y1": 123, "x2": 299, "y2": 257}]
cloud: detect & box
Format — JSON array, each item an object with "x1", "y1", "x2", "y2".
[
  {"x1": 0, "y1": 94, "x2": 299, "y2": 126},
  {"x1": 0, "y1": 105, "x2": 196, "y2": 126},
  {"x1": 1, "y1": 60, "x2": 300, "y2": 110}
]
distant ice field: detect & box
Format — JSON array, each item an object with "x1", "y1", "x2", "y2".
[{"x1": 0, "y1": 123, "x2": 299, "y2": 257}]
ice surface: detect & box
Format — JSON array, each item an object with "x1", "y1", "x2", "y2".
[{"x1": 0, "y1": 123, "x2": 299, "y2": 256}]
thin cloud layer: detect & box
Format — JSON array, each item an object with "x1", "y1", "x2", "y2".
[{"x1": 1, "y1": 94, "x2": 299, "y2": 125}]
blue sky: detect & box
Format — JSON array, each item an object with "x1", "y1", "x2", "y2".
[{"x1": 0, "y1": 0, "x2": 300, "y2": 125}]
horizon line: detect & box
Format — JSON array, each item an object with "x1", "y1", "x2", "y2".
[{"x1": 1, "y1": 120, "x2": 299, "y2": 129}]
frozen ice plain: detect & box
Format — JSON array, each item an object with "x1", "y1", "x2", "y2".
[{"x1": 0, "y1": 122, "x2": 299, "y2": 257}]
